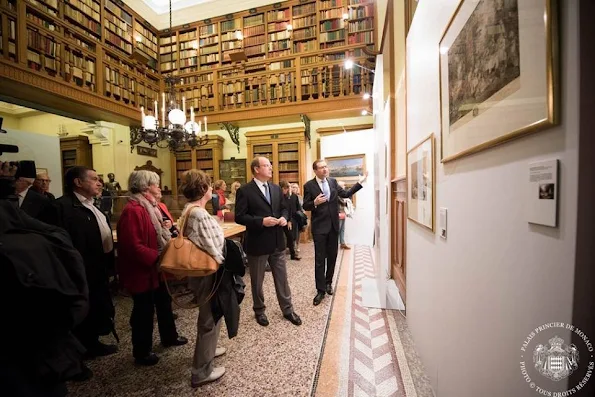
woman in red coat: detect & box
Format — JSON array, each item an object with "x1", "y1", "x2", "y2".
[{"x1": 117, "y1": 170, "x2": 187, "y2": 366}]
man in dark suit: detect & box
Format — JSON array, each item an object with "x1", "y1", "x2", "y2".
[
  {"x1": 235, "y1": 157, "x2": 302, "y2": 327},
  {"x1": 303, "y1": 159, "x2": 367, "y2": 306},
  {"x1": 14, "y1": 175, "x2": 49, "y2": 218},
  {"x1": 40, "y1": 166, "x2": 117, "y2": 380}
]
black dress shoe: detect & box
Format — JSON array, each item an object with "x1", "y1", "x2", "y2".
[
  {"x1": 313, "y1": 292, "x2": 325, "y2": 306},
  {"x1": 255, "y1": 313, "x2": 269, "y2": 326},
  {"x1": 162, "y1": 336, "x2": 188, "y2": 347},
  {"x1": 283, "y1": 312, "x2": 302, "y2": 326},
  {"x1": 173, "y1": 312, "x2": 179, "y2": 320},
  {"x1": 135, "y1": 352, "x2": 160, "y2": 366},
  {"x1": 290, "y1": 255, "x2": 302, "y2": 260},
  {"x1": 84, "y1": 342, "x2": 118, "y2": 359},
  {"x1": 326, "y1": 284, "x2": 334, "y2": 295},
  {"x1": 70, "y1": 363, "x2": 93, "y2": 382}
]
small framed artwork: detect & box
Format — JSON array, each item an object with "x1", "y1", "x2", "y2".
[
  {"x1": 439, "y1": 0, "x2": 559, "y2": 162},
  {"x1": 137, "y1": 146, "x2": 158, "y2": 158},
  {"x1": 407, "y1": 134, "x2": 435, "y2": 231},
  {"x1": 326, "y1": 154, "x2": 366, "y2": 185}
]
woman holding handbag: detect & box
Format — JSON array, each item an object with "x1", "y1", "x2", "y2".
[
  {"x1": 178, "y1": 169, "x2": 227, "y2": 388},
  {"x1": 116, "y1": 170, "x2": 187, "y2": 366}
]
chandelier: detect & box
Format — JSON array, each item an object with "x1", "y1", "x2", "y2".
[{"x1": 130, "y1": 0, "x2": 208, "y2": 152}]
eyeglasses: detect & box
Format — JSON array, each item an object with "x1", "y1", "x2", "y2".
[
  {"x1": 37, "y1": 179, "x2": 51, "y2": 183},
  {"x1": 259, "y1": 164, "x2": 273, "y2": 168}
]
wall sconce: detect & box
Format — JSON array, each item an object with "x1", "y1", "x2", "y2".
[
  {"x1": 363, "y1": 93, "x2": 371, "y2": 100},
  {"x1": 286, "y1": 24, "x2": 293, "y2": 31},
  {"x1": 342, "y1": 12, "x2": 349, "y2": 21},
  {"x1": 234, "y1": 30, "x2": 244, "y2": 41},
  {"x1": 361, "y1": 109, "x2": 369, "y2": 116}
]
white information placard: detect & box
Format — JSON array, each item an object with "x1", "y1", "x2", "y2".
[{"x1": 527, "y1": 159, "x2": 559, "y2": 227}]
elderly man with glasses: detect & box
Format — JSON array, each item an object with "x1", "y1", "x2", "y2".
[{"x1": 32, "y1": 171, "x2": 56, "y2": 200}]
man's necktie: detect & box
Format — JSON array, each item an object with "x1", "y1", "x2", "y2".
[
  {"x1": 263, "y1": 183, "x2": 271, "y2": 204},
  {"x1": 322, "y1": 179, "x2": 330, "y2": 200}
]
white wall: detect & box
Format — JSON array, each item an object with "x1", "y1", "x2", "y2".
[
  {"x1": 406, "y1": 1, "x2": 578, "y2": 396},
  {"x1": 0, "y1": 128, "x2": 63, "y2": 195},
  {"x1": 320, "y1": 130, "x2": 375, "y2": 246}
]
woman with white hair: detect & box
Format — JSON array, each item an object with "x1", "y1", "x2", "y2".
[{"x1": 117, "y1": 170, "x2": 187, "y2": 366}]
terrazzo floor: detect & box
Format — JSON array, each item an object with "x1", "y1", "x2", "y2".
[{"x1": 66, "y1": 242, "x2": 434, "y2": 397}]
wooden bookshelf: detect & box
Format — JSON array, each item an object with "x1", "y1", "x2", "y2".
[
  {"x1": 219, "y1": 158, "x2": 247, "y2": 192},
  {"x1": 170, "y1": 135, "x2": 225, "y2": 198},
  {"x1": 242, "y1": 12, "x2": 265, "y2": 62},
  {"x1": 347, "y1": 1, "x2": 374, "y2": 46},
  {"x1": 267, "y1": 7, "x2": 291, "y2": 59},
  {"x1": 133, "y1": 18, "x2": 158, "y2": 65},
  {"x1": 198, "y1": 21, "x2": 218, "y2": 70},
  {"x1": 60, "y1": 135, "x2": 93, "y2": 193},
  {"x1": 220, "y1": 17, "x2": 242, "y2": 66},
  {"x1": 178, "y1": 26, "x2": 198, "y2": 73},
  {"x1": 245, "y1": 127, "x2": 307, "y2": 186},
  {"x1": 159, "y1": 31, "x2": 177, "y2": 74},
  {"x1": 0, "y1": 0, "x2": 375, "y2": 125}
]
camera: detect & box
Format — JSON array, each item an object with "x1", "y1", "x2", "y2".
[
  {"x1": 0, "y1": 116, "x2": 19, "y2": 155},
  {"x1": 0, "y1": 122, "x2": 37, "y2": 198}
]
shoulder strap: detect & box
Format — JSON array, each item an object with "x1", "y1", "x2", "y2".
[{"x1": 178, "y1": 205, "x2": 200, "y2": 238}]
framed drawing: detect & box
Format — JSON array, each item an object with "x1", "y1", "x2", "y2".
[
  {"x1": 407, "y1": 134, "x2": 435, "y2": 231},
  {"x1": 137, "y1": 146, "x2": 158, "y2": 158},
  {"x1": 439, "y1": 0, "x2": 559, "y2": 162},
  {"x1": 326, "y1": 154, "x2": 366, "y2": 185}
]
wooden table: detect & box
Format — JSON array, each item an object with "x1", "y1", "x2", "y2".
[
  {"x1": 221, "y1": 222, "x2": 246, "y2": 238},
  {"x1": 112, "y1": 222, "x2": 245, "y2": 243}
]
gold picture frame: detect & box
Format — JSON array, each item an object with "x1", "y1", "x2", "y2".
[
  {"x1": 407, "y1": 134, "x2": 435, "y2": 231},
  {"x1": 325, "y1": 154, "x2": 367, "y2": 185},
  {"x1": 439, "y1": 0, "x2": 559, "y2": 162}
]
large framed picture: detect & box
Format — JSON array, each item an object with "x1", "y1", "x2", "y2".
[
  {"x1": 325, "y1": 154, "x2": 366, "y2": 185},
  {"x1": 439, "y1": 0, "x2": 559, "y2": 162},
  {"x1": 407, "y1": 134, "x2": 435, "y2": 231}
]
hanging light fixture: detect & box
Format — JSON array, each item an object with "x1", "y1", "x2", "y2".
[{"x1": 130, "y1": 0, "x2": 208, "y2": 152}]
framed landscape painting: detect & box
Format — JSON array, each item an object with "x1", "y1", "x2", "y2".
[
  {"x1": 326, "y1": 154, "x2": 366, "y2": 185},
  {"x1": 439, "y1": 0, "x2": 559, "y2": 162},
  {"x1": 407, "y1": 134, "x2": 435, "y2": 231}
]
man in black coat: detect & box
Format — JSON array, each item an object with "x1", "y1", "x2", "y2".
[
  {"x1": 39, "y1": 166, "x2": 117, "y2": 372},
  {"x1": 235, "y1": 157, "x2": 302, "y2": 327},
  {"x1": 0, "y1": 165, "x2": 88, "y2": 396},
  {"x1": 15, "y1": 175, "x2": 49, "y2": 218},
  {"x1": 303, "y1": 159, "x2": 367, "y2": 306}
]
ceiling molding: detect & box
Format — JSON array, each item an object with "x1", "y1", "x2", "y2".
[{"x1": 0, "y1": 101, "x2": 41, "y2": 118}]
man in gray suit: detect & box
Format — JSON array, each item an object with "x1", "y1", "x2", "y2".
[{"x1": 235, "y1": 157, "x2": 302, "y2": 327}]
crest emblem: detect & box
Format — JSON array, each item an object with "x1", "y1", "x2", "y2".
[{"x1": 533, "y1": 335, "x2": 579, "y2": 381}]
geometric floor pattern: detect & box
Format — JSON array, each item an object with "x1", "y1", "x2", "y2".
[{"x1": 348, "y1": 245, "x2": 402, "y2": 397}]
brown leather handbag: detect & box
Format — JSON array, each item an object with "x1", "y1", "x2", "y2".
[{"x1": 159, "y1": 206, "x2": 219, "y2": 278}]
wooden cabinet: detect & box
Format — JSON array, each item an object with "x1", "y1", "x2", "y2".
[
  {"x1": 59, "y1": 136, "x2": 93, "y2": 192},
  {"x1": 245, "y1": 127, "x2": 307, "y2": 186},
  {"x1": 170, "y1": 135, "x2": 224, "y2": 198},
  {"x1": 219, "y1": 158, "x2": 247, "y2": 192}
]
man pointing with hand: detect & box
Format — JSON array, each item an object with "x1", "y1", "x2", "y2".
[
  {"x1": 303, "y1": 159, "x2": 368, "y2": 306},
  {"x1": 235, "y1": 157, "x2": 302, "y2": 327}
]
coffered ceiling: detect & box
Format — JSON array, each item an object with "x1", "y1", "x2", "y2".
[{"x1": 128, "y1": 0, "x2": 282, "y2": 29}]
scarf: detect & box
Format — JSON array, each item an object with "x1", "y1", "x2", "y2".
[{"x1": 130, "y1": 193, "x2": 171, "y2": 253}]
